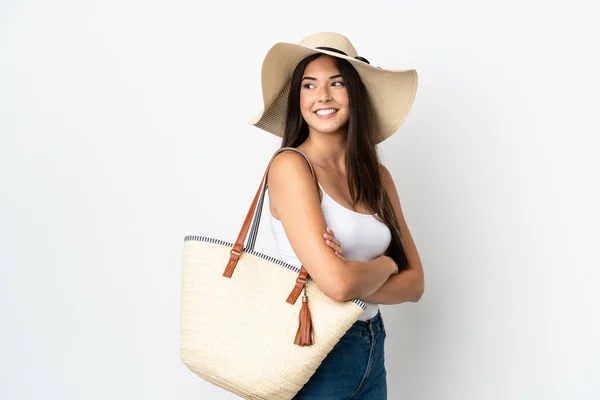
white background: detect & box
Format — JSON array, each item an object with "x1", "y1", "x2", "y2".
[{"x1": 1, "y1": 0, "x2": 599, "y2": 399}]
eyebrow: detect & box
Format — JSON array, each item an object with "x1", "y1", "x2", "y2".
[{"x1": 301, "y1": 74, "x2": 343, "y2": 81}]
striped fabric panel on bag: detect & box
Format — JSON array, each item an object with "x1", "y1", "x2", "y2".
[{"x1": 183, "y1": 235, "x2": 367, "y2": 310}]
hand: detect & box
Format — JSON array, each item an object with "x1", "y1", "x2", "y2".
[
  {"x1": 382, "y1": 255, "x2": 400, "y2": 275},
  {"x1": 323, "y1": 227, "x2": 345, "y2": 261}
]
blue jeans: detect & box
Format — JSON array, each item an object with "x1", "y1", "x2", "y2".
[{"x1": 293, "y1": 310, "x2": 387, "y2": 399}]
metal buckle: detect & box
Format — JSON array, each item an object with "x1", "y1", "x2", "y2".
[
  {"x1": 230, "y1": 249, "x2": 241, "y2": 256},
  {"x1": 296, "y1": 278, "x2": 306, "y2": 284}
]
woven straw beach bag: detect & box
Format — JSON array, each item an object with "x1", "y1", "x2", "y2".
[{"x1": 180, "y1": 147, "x2": 367, "y2": 400}]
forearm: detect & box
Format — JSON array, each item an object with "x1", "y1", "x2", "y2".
[
  {"x1": 361, "y1": 267, "x2": 424, "y2": 304},
  {"x1": 341, "y1": 256, "x2": 396, "y2": 301}
]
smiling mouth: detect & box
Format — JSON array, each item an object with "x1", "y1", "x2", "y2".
[{"x1": 314, "y1": 108, "x2": 338, "y2": 117}]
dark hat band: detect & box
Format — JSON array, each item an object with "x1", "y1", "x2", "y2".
[{"x1": 315, "y1": 46, "x2": 370, "y2": 65}]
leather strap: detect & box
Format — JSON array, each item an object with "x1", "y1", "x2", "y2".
[
  {"x1": 222, "y1": 147, "x2": 321, "y2": 305},
  {"x1": 285, "y1": 267, "x2": 309, "y2": 304}
]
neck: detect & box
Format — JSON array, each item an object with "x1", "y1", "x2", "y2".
[{"x1": 301, "y1": 127, "x2": 347, "y2": 170}]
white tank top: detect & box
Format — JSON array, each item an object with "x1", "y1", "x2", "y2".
[{"x1": 268, "y1": 182, "x2": 392, "y2": 321}]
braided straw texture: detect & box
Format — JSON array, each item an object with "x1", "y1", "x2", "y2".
[{"x1": 181, "y1": 239, "x2": 364, "y2": 400}]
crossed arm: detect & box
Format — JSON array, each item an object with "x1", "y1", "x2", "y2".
[
  {"x1": 325, "y1": 165, "x2": 424, "y2": 305},
  {"x1": 268, "y1": 152, "x2": 423, "y2": 304}
]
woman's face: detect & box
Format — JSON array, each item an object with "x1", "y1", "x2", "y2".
[{"x1": 299, "y1": 55, "x2": 350, "y2": 135}]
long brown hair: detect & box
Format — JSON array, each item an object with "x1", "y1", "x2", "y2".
[{"x1": 281, "y1": 54, "x2": 409, "y2": 273}]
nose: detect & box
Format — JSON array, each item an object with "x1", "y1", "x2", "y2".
[{"x1": 318, "y1": 85, "x2": 332, "y2": 102}]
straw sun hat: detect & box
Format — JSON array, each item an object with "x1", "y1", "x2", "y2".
[{"x1": 249, "y1": 32, "x2": 418, "y2": 144}]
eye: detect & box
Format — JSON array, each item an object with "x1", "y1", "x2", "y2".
[
  {"x1": 332, "y1": 81, "x2": 345, "y2": 87},
  {"x1": 302, "y1": 83, "x2": 315, "y2": 89}
]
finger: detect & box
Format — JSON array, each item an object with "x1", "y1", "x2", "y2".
[
  {"x1": 325, "y1": 239, "x2": 336, "y2": 249},
  {"x1": 327, "y1": 240, "x2": 343, "y2": 254},
  {"x1": 325, "y1": 239, "x2": 342, "y2": 254},
  {"x1": 324, "y1": 231, "x2": 341, "y2": 247},
  {"x1": 326, "y1": 230, "x2": 340, "y2": 246}
]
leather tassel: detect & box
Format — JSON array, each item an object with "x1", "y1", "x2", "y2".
[{"x1": 293, "y1": 292, "x2": 313, "y2": 346}]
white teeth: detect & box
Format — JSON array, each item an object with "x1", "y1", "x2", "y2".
[{"x1": 315, "y1": 109, "x2": 337, "y2": 116}]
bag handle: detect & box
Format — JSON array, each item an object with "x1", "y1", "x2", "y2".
[{"x1": 222, "y1": 146, "x2": 321, "y2": 305}]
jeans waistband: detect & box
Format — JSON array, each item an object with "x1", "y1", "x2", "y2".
[{"x1": 346, "y1": 310, "x2": 385, "y2": 336}]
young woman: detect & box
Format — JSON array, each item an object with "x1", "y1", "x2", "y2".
[{"x1": 251, "y1": 32, "x2": 424, "y2": 399}]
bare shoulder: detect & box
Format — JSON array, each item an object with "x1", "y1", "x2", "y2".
[
  {"x1": 379, "y1": 163, "x2": 403, "y2": 218},
  {"x1": 267, "y1": 151, "x2": 318, "y2": 213},
  {"x1": 379, "y1": 164, "x2": 394, "y2": 187},
  {"x1": 267, "y1": 151, "x2": 314, "y2": 187}
]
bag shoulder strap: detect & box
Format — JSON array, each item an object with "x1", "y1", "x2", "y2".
[{"x1": 222, "y1": 147, "x2": 319, "y2": 305}]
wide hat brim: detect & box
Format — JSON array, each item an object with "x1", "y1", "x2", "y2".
[{"x1": 249, "y1": 41, "x2": 418, "y2": 144}]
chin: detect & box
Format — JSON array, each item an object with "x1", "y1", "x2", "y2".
[
  {"x1": 308, "y1": 118, "x2": 349, "y2": 133},
  {"x1": 307, "y1": 124, "x2": 342, "y2": 135}
]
